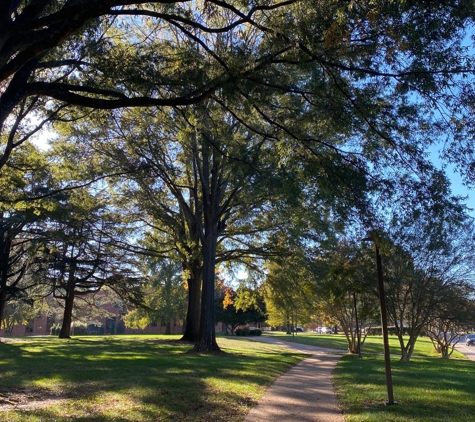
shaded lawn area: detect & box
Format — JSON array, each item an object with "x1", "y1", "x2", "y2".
[
  {"x1": 263, "y1": 332, "x2": 467, "y2": 359},
  {"x1": 334, "y1": 354, "x2": 475, "y2": 422},
  {"x1": 0, "y1": 335, "x2": 304, "y2": 422}
]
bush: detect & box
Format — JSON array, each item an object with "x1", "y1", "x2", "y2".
[{"x1": 235, "y1": 328, "x2": 262, "y2": 336}]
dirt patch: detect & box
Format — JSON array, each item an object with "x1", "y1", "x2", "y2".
[
  {"x1": 0, "y1": 388, "x2": 67, "y2": 412},
  {"x1": 0, "y1": 337, "x2": 23, "y2": 343}
]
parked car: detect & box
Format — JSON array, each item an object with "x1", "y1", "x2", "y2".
[
  {"x1": 465, "y1": 334, "x2": 475, "y2": 346},
  {"x1": 320, "y1": 326, "x2": 332, "y2": 334}
]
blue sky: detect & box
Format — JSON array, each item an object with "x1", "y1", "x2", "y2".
[{"x1": 429, "y1": 146, "x2": 474, "y2": 217}]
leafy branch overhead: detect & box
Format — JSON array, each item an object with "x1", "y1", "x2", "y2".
[{"x1": 1, "y1": 1, "x2": 474, "y2": 355}]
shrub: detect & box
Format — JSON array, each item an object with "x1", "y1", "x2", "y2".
[{"x1": 235, "y1": 328, "x2": 262, "y2": 336}]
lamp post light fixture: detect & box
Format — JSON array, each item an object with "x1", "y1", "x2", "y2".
[{"x1": 363, "y1": 234, "x2": 397, "y2": 406}]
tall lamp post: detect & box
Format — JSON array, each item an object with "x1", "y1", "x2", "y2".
[
  {"x1": 363, "y1": 234, "x2": 397, "y2": 405},
  {"x1": 353, "y1": 291, "x2": 361, "y2": 358}
]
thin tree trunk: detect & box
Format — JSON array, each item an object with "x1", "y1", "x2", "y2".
[
  {"x1": 0, "y1": 291, "x2": 7, "y2": 329},
  {"x1": 0, "y1": 228, "x2": 11, "y2": 329},
  {"x1": 59, "y1": 289, "x2": 75, "y2": 339},
  {"x1": 400, "y1": 348, "x2": 410, "y2": 362}
]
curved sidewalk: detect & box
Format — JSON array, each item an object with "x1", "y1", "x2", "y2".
[{"x1": 244, "y1": 336, "x2": 346, "y2": 422}]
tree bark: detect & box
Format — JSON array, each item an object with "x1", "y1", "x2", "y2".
[
  {"x1": 0, "y1": 291, "x2": 6, "y2": 329},
  {"x1": 193, "y1": 235, "x2": 220, "y2": 353},
  {"x1": 58, "y1": 288, "x2": 75, "y2": 339},
  {"x1": 0, "y1": 226, "x2": 12, "y2": 328},
  {"x1": 181, "y1": 263, "x2": 202, "y2": 342}
]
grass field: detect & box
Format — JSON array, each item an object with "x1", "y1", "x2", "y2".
[
  {"x1": 267, "y1": 332, "x2": 475, "y2": 421},
  {"x1": 0, "y1": 335, "x2": 304, "y2": 421},
  {"x1": 263, "y1": 331, "x2": 468, "y2": 359},
  {"x1": 1, "y1": 333, "x2": 474, "y2": 422},
  {"x1": 334, "y1": 354, "x2": 475, "y2": 422}
]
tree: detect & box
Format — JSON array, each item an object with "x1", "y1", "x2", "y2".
[
  {"x1": 264, "y1": 251, "x2": 316, "y2": 333},
  {"x1": 215, "y1": 281, "x2": 266, "y2": 335},
  {"x1": 43, "y1": 189, "x2": 142, "y2": 338},
  {"x1": 370, "y1": 224, "x2": 475, "y2": 363},
  {"x1": 125, "y1": 258, "x2": 187, "y2": 334},
  {"x1": 0, "y1": 0, "x2": 301, "y2": 169},
  {"x1": 2, "y1": 1, "x2": 474, "y2": 178},
  {"x1": 356, "y1": 146, "x2": 475, "y2": 362},
  {"x1": 215, "y1": 282, "x2": 248, "y2": 336},
  {"x1": 1, "y1": 294, "x2": 39, "y2": 337},
  {"x1": 311, "y1": 242, "x2": 379, "y2": 354},
  {"x1": 52, "y1": 92, "x2": 306, "y2": 351},
  {"x1": 150, "y1": 258, "x2": 187, "y2": 335},
  {"x1": 425, "y1": 284, "x2": 475, "y2": 359},
  {"x1": 234, "y1": 283, "x2": 267, "y2": 328},
  {"x1": 4, "y1": 1, "x2": 474, "y2": 352},
  {"x1": 0, "y1": 143, "x2": 57, "y2": 327}
]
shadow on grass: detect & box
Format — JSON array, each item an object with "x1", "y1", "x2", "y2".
[{"x1": 0, "y1": 336, "x2": 302, "y2": 421}]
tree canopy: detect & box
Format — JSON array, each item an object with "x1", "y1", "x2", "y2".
[{"x1": 1, "y1": 1, "x2": 474, "y2": 355}]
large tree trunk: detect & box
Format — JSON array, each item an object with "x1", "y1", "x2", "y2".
[
  {"x1": 181, "y1": 263, "x2": 202, "y2": 342},
  {"x1": 193, "y1": 235, "x2": 220, "y2": 353},
  {"x1": 58, "y1": 288, "x2": 75, "y2": 339}
]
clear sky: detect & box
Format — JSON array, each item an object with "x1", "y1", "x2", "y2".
[
  {"x1": 429, "y1": 143, "x2": 474, "y2": 218},
  {"x1": 447, "y1": 169, "x2": 474, "y2": 217}
]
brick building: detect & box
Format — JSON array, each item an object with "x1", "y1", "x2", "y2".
[{"x1": 0, "y1": 296, "x2": 223, "y2": 337}]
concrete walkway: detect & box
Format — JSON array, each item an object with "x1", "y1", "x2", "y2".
[{"x1": 244, "y1": 336, "x2": 347, "y2": 422}]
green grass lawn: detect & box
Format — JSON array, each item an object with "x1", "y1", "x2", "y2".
[
  {"x1": 0, "y1": 335, "x2": 304, "y2": 421},
  {"x1": 334, "y1": 354, "x2": 475, "y2": 422},
  {"x1": 263, "y1": 331, "x2": 467, "y2": 359},
  {"x1": 1, "y1": 333, "x2": 474, "y2": 422},
  {"x1": 262, "y1": 332, "x2": 475, "y2": 421}
]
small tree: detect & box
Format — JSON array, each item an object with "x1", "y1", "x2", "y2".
[
  {"x1": 123, "y1": 258, "x2": 187, "y2": 334},
  {"x1": 264, "y1": 253, "x2": 315, "y2": 333},
  {"x1": 215, "y1": 282, "x2": 266, "y2": 335},
  {"x1": 215, "y1": 285, "x2": 248, "y2": 336},
  {"x1": 1, "y1": 299, "x2": 37, "y2": 336},
  {"x1": 425, "y1": 284, "x2": 475, "y2": 358}
]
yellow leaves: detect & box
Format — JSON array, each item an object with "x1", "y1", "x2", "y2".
[
  {"x1": 324, "y1": 21, "x2": 343, "y2": 48},
  {"x1": 222, "y1": 289, "x2": 234, "y2": 309},
  {"x1": 323, "y1": 19, "x2": 352, "y2": 52},
  {"x1": 366, "y1": 8, "x2": 380, "y2": 23}
]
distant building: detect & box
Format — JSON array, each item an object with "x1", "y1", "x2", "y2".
[{"x1": 0, "y1": 294, "x2": 223, "y2": 337}]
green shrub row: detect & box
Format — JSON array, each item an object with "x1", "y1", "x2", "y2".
[{"x1": 235, "y1": 328, "x2": 262, "y2": 336}]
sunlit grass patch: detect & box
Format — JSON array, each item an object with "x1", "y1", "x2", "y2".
[
  {"x1": 0, "y1": 335, "x2": 304, "y2": 421},
  {"x1": 334, "y1": 354, "x2": 475, "y2": 422},
  {"x1": 263, "y1": 332, "x2": 467, "y2": 359}
]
